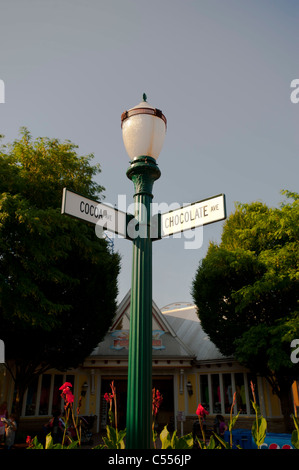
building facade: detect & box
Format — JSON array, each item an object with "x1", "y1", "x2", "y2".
[{"x1": 1, "y1": 291, "x2": 298, "y2": 436}]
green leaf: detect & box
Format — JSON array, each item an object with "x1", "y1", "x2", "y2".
[
  {"x1": 229, "y1": 411, "x2": 240, "y2": 431},
  {"x1": 291, "y1": 430, "x2": 299, "y2": 449},
  {"x1": 292, "y1": 414, "x2": 299, "y2": 432},
  {"x1": 177, "y1": 433, "x2": 193, "y2": 449},
  {"x1": 117, "y1": 429, "x2": 126, "y2": 449},
  {"x1": 159, "y1": 425, "x2": 172, "y2": 449},
  {"x1": 102, "y1": 437, "x2": 116, "y2": 449},
  {"x1": 170, "y1": 430, "x2": 193, "y2": 449},
  {"x1": 291, "y1": 415, "x2": 299, "y2": 449},
  {"x1": 27, "y1": 435, "x2": 43, "y2": 449},
  {"x1": 212, "y1": 433, "x2": 232, "y2": 449},
  {"x1": 152, "y1": 428, "x2": 158, "y2": 445},
  {"x1": 206, "y1": 435, "x2": 217, "y2": 449},
  {"x1": 251, "y1": 416, "x2": 267, "y2": 447},
  {"x1": 102, "y1": 425, "x2": 126, "y2": 449},
  {"x1": 250, "y1": 400, "x2": 267, "y2": 448},
  {"x1": 65, "y1": 439, "x2": 79, "y2": 449},
  {"x1": 196, "y1": 436, "x2": 204, "y2": 449},
  {"x1": 45, "y1": 433, "x2": 53, "y2": 449},
  {"x1": 106, "y1": 424, "x2": 117, "y2": 447}
]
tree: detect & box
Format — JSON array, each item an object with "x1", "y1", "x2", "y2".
[
  {"x1": 0, "y1": 128, "x2": 121, "y2": 419},
  {"x1": 192, "y1": 191, "x2": 299, "y2": 431}
]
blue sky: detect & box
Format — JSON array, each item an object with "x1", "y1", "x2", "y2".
[{"x1": 0, "y1": 0, "x2": 298, "y2": 308}]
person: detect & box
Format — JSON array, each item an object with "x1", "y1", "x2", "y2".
[
  {"x1": 3, "y1": 414, "x2": 17, "y2": 450},
  {"x1": 213, "y1": 414, "x2": 221, "y2": 435},
  {"x1": 0, "y1": 402, "x2": 8, "y2": 444},
  {"x1": 46, "y1": 410, "x2": 64, "y2": 444},
  {"x1": 214, "y1": 414, "x2": 227, "y2": 437},
  {"x1": 218, "y1": 415, "x2": 227, "y2": 437}
]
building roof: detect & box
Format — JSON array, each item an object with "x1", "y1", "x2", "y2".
[
  {"x1": 161, "y1": 302, "x2": 225, "y2": 362},
  {"x1": 90, "y1": 292, "x2": 228, "y2": 364},
  {"x1": 90, "y1": 292, "x2": 194, "y2": 361}
]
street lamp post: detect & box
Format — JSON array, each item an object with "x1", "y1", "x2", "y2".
[
  {"x1": 62, "y1": 95, "x2": 225, "y2": 448},
  {"x1": 121, "y1": 95, "x2": 167, "y2": 449}
]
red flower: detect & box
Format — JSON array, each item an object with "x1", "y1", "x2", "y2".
[
  {"x1": 110, "y1": 381, "x2": 116, "y2": 398},
  {"x1": 60, "y1": 382, "x2": 74, "y2": 407},
  {"x1": 152, "y1": 388, "x2": 163, "y2": 416},
  {"x1": 59, "y1": 382, "x2": 73, "y2": 391},
  {"x1": 250, "y1": 381, "x2": 256, "y2": 403},
  {"x1": 104, "y1": 382, "x2": 116, "y2": 405},
  {"x1": 196, "y1": 404, "x2": 209, "y2": 418},
  {"x1": 26, "y1": 435, "x2": 32, "y2": 445},
  {"x1": 104, "y1": 392, "x2": 112, "y2": 403},
  {"x1": 65, "y1": 390, "x2": 74, "y2": 403}
]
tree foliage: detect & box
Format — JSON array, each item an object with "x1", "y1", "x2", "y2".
[
  {"x1": 0, "y1": 129, "x2": 120, "y2": 414},
  {"x1": 192, "y1": 191, "x2": 299, "y2": 428}
]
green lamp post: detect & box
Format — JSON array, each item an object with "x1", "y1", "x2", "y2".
[{"x1": 121, "y1": 95, "x2": 167, "y2": 449}]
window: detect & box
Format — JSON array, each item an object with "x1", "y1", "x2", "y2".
[
  {"x1": 51, "y1": 375, "x2": 63, "y2": 415},
  {"x1": 235, "y1": 373, "x2": 247, "y2": 414},
  {"x1": 211, "y1": 374, "x2": 221, "y2": 414},
  {"x1": 13, "y1": 373, "x2": 76, "y2": 417},
  {"x1": 25, "y1": 376, "x2": 39, "y2": 416},
  {"x1": 223, "y1": 373, "x2": 233, "y2": 414},
  {"x1": 199, "y1": 375, "x2": 209, "y2": 412},
  {"x1": 39, "y1": 374, "x2": 51, "y2": 415},
  {"x1": 198, "y1": 372, "x2": 262, "y2": 416}
]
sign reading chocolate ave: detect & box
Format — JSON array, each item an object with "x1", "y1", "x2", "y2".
[{"x1": 160, "y1": 194, "x2": 226, "y2": 237}]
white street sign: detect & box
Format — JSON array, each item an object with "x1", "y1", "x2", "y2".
[
  {"x1": 61, "y1": 188, "x2": 127, "y2": 237},
  {"x1": 161, "y1": 194, "x2": 226, "y2": 237}
]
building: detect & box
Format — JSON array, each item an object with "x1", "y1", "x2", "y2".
[{"x1": 1, "y1": 291, "x2": 298, "y2": 437}]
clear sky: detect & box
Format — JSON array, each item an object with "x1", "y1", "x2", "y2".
[{"x1": 0, "y1": 0, "x2": 298, "y2": 309}]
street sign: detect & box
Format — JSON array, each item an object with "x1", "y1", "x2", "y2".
[
  {"x1": 160, "y1": 194, "x2": 226, "y2": 237},
  {"x1": 177, "y1": 411, "x2": 186, "y2": 422},
  {"x1": 61, "y1": 188, "x2": 128, "y2": 237},
  {"x1": 62, "y1": 189, "x2": 226, "y2": 240}
]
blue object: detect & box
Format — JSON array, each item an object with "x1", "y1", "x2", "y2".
[
  {"x1": 224, "y1": 429, "x2": 294, "y2": 449},
  {"x1": 224, "y1": 429, "x2": 254, "y2": 449},
  {"x1": 260, "y1": 433, "x2": 293, "y2": 449}
]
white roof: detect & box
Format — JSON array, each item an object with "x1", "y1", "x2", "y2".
[{"x1": 161, "y1": 302, "x2": 225, "y2": 361}]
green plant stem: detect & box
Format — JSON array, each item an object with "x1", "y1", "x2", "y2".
[
  {"x1": 152, "y1": 417, "x2": 157, "y2": 449},
  {"x1": 229, "y1": 404, "x2": 233, "y2": 448},
  {"x1": 62, "y1": 408, "x2": 70, "y2": 447},
  {"x1": 71, "y1": 407, "x2": 81, "y2": 445},
  {"x1": 198, "y1": 417, "x2": 206, "y2": 445},
  {"x1": 255, "y1": 413, "x2": 259, "y2": 448},
  {"x1": 252, "y1": 388, "x2": 259, "y2": 448},
  {"x1": 114, "y1": 395, "x2": 118, "y2": 431}
]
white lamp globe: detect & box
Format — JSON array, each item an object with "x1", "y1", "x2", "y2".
[{"x1": 121, "y1": 94, "x2": 167, "y2": 161}]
